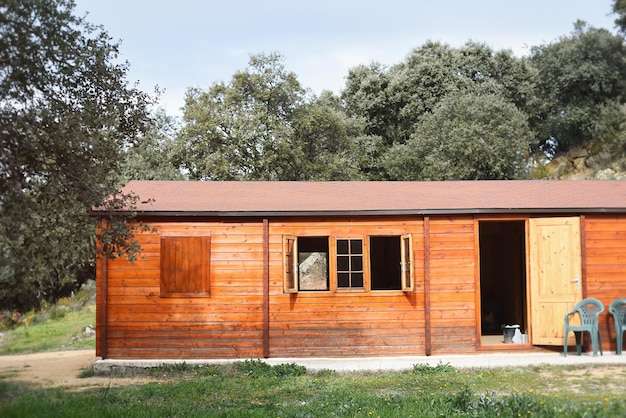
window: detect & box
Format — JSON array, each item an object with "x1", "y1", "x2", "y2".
[
  {"x1": 369, "y1": 235, "x2": 414, "y2": 291},
  {"x1": 370, "y1": 236, "x2": 401, "y2": 290},
  {"x1": 160, "y1": 236, "x2": 211, "y2": 297},
  {"x1": 336, "y1": 238, "x2": 364, "y2": 289},
  {"x1": 283, "y1": 236, "x2": 329, "y2": 292},
  {"x1": 283, "y1": 234, "x2": 413, "y2": 293}
]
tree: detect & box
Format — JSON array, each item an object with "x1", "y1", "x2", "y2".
[
  {"x1": 614, "y1": 0, "x2": 626, "y2": 34},
  {"x1": 383, "y1": 92, "x2": 531, "y2": 180},
  {"x1": 342, "y1": 63, "x2": 396, "y2": 142},
  {"x1": 530, "y1": 21, "x2": 626, "y2": 156},
  {"x1": 342, "y1": 41, "x2": 535, "y2": 150},
  {"x1": 591, "y1": 100, "x2": 626, "y2": 165},
  {"x1": 176, "y1": 53, "x2": 366, "y2": 181},
  {"x1": 0, "y1": 0, "x2": 154, "y2": 310},
  {"x1": 290, "y1": 91, "x2": 365, "y2": 180},
  {"x1": 175, "y1": 53, "x2": 305, "y2": 180},
  {"x1": 120, "y1": 109, "x2": 185, "y2": 181},
  {"x1": 341, "y1": 41, "x2": 536, "y2": 180}
]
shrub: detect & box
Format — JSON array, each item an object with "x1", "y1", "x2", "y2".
[
  {"x1": 272, "y1": 363, "x2": 307, "y2": 377},
  {"x1": 235, "y1": 359, "x2": 273, "y2": 378},
  {"x1": 411, "y1": 361, "x2": 455, "y2": 375},
  {"x1": 234, "y1": 360, "x2": 307, "y2": 378}
]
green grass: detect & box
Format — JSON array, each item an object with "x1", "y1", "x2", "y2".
[
  {"x1": 0, "y1": 305, "x2": 95, "y2": 354},
  {"x1": 1, "y1": 286, "x2": 625, "y2": 416},
  {"x1": 1, "y1": 361, "x2": 625, "y2": 417},
  {"x1": 0, "y1": 283, "x2": 96, "y2": 355}
]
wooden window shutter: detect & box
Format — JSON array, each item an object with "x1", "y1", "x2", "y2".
[
  {"x1": 283, "y1": 235, "x2": 298, "y2": 293},
  {"x1": 401, "y1": 234, "x2": 414, "y2": 292},
  {"x1": 160, "y1": 236, "x2": 211, "y2": 297}
]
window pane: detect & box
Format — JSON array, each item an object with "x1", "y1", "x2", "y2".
[
  {"x1": 337, "y1": 273, "x2": 350, "y2": 288},
  {"x1": 297, "y1": 237, "x2": 329, "y2": 291},
  {"x1": 350, "y1": 239, "x2": 362, "y2": 254},
  {"x1": 370, "y1": 236, "x2": 402, "y2": 291},
  {"x1": 351, "y1": 272, "x2": 364, "y2": 288},
  {"x1": 337, "y1": 238, "x2": 364, "y2": 290},
  {"x1": 299, "y1": 252, "x2": 328, "y2": 290},
  {"x1": 351, "y1": 255, "x2": 363, "y2": 271},
  {"x1": 337, "y1": 255, "x2": 349, "y2": 271},
  {"x1": 337, "y1": 239, "x2": 349, "y2": 254}
]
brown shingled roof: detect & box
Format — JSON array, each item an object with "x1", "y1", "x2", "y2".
[{"x1": 97, "y1": 180, "x2": 626, "y2": 216}]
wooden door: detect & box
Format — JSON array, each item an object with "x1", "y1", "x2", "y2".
[{"x1": 529, "y1": 217, "x2": 582, "y2": 345}]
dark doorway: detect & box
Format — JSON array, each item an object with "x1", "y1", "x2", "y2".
[{"x1": 479, "y1": 221, "x2": 527, "y2": 343}]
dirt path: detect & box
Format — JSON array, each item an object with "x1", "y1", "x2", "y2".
[{"x1": 0, "y1": 350, "x2": 153, "y2": 390}]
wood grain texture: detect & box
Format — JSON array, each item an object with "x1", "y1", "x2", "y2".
[
  {"x1": 97, "y1": 212, "x2": 626, "y2": 359},
  {"x1": 427, "y1": 216, "x2": 478, "y2": 353},
  {"x1": 583, "y1": 215, "x2": 626, "y2": 352}
]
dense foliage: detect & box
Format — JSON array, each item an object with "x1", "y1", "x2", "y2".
[
  {"x1": 2, "y1": 0, "x2": 626, "y2": 310},
  {"x1": 530, "y1": 21, "x2": 626, "y2": 156},
  {"x1": 384, "y1": 92, "x2": 531, "y2": 180},
  {"x1": 0, "y1": 0, "x2": 154, "y2": 310},
  {"x1": 173, "y1": 21, "x2": 626, "y2": 182}
]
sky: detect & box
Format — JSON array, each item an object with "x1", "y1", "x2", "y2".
[{"x1": 73, "y1": 0, "x2": 619, "y2": 117}]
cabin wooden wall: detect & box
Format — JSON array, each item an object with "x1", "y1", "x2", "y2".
[
  {"x1": 97, "y1": 215, "x2": 486, "y2": 359},
  {"x1": 97, "y1": 221, "x2": 266, "y2": 359},
  {"x1": 268, "y1": 217, "x2": 426, "y2": 357},
  {"x1": 583, "y1": 215, "x2": 626, "y2": 353},
  {"x1": 96, "y1": 212, "x2": 626, "y2": 359},
  {"x1": 427, "y1": 216, "x2": 478, "y2": 353}
]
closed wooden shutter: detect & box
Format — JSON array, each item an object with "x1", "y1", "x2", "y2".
[{"x1": 160, "y1": 236, "x2": 211, "y2": 297}]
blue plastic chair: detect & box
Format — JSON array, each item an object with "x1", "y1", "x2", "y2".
[
  {"x1": 609, "y1": 298, "x2": 626, "y2": 355},
  {"x1": 563, "y1": 298, "x2": 604, "y2": 357}
]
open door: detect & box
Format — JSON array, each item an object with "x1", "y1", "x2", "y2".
[
  {"x1": 529, "y1": 217, "x2": 582, "y2": 345},
  {"x1": 478, "y1": 221, "x2": 527, "y2": 345}
]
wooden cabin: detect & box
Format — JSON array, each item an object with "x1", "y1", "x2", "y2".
[{"x1": 93, "y1": 180, "x2": 626, "y2": 359}]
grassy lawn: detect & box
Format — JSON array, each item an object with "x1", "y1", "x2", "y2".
[
  {"x1": 1, "y1": 283, "x2": 625, "y2": 416},
  {"x1": 0, "y1": 283, "x2": 96, "y2": 355},
  {"x1": 1, "y1": 360, "x2": 625, "y2": 417},
  {"x1": 0, "y1": 305, "x2": 95, "y2": 355}
]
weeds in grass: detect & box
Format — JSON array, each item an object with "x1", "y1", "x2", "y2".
[
  {"x1": 0, "y1": 281, "x2": 96, "y2": 354},
  {"x1": 78, "y1": 366, "x2": 96, "y2": 379},
  {"x1": 412, "y1": 360, "x2": 455, "y2": 375},
  {"x1": 234, "y1": 359, "x2": 307, "y2": 378},
  {"x1": 4, "y1": 362, "x2": 626, "y2": 417},
  {"x1": 0, "y1": 281, "x2": 95, "y2": 332}
]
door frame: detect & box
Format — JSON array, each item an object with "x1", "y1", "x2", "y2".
[
  {"x1": 475, "y1": 215, "x2": 584, "y2": 348},
  {"x1": 475, "y1": 216, "x2": 529, "y2": 348}
]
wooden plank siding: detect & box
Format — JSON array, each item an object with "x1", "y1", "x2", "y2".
[
  {"x1": 97, "y1": 212, "x2": 626, "y2": 358},
  {"x1": 583, "y1": 215, "x2": 626, "y2": 353},
  {"x1": 97, "y1": 216, "x2": 434, "y2": 359},
  {"x1": 99, "y1": 221, "x2": 266, "y2": 359},
  {"x1": 427, "y1": 216, "x2": 477, "y2": 353},
  {"x1": 268, "y1": 217, "x2": 426, "y2": 357}
]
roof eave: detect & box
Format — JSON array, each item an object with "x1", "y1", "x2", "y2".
[{"x1": 91, "y1": 207, "x2": 626, "y2": 218}]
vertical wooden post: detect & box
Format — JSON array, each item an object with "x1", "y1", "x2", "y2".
[
  {"x1": 424, "y1": 216, "x2": 432, "y2": 356},
  {"x1": 262, "y1": 219, "x2": 270, "y2": 358},
  {"x1": 98, "y1": 252, "x2": 108, "y2": 359}
]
